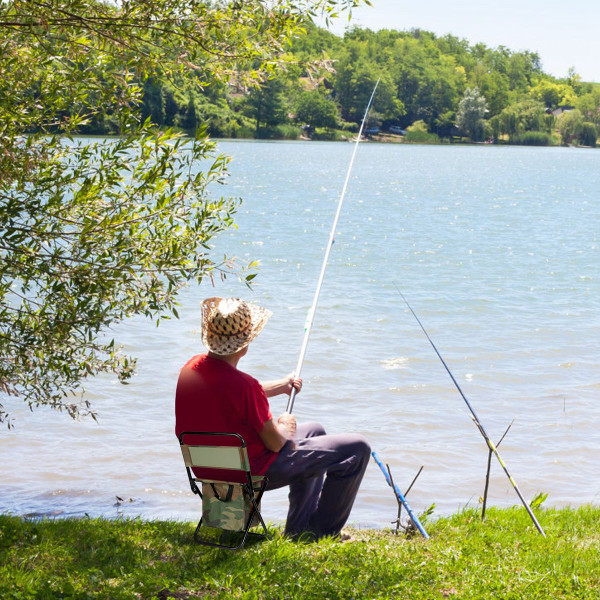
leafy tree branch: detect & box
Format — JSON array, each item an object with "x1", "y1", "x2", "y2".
[{"x1": 0, "y1": 0, "x2": 365, "y2": 427}]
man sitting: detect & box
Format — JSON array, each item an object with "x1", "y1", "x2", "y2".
[{"x1": 175, "y1": 296, "x2": 370, "y2": 539}]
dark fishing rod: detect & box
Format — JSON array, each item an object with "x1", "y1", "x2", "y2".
[
  {"x1": 286, "y1": 79, "x2": 380, "y2": 414},
  {"x1": 396, "y1": 286, "x2": 546, "y2": 537}
]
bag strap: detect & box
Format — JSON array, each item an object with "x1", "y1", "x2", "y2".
[{"x1": 210, "y1": 483, "x2": 234, "y2": 503}]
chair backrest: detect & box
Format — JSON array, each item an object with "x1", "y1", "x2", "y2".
[
  {"x1": 182, "y1": 444, "x2": 250, "y2": 471},
  {"x1": 179, "y1": 431, "x2": 251, "y2": 485}
]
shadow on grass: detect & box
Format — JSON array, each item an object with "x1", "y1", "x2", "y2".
[{"x1": 0, "y1": 515, "x2": 273, "y2": 599}]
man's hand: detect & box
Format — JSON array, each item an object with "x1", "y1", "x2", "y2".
[
  {"x1": 261, "y1": 374, "x2": 303, "y2": 398},
  {"x1": 277, "y1": 412, "x2": 297, "y2": 438},
  {"x1": 285, "y1": 373, "x2": 302, "y2": 395},
  {"x1": 258, "y1": 413, "x2": 297, "y2": 452}
]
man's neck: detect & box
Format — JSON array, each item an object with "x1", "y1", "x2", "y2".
[{"x1": 207, "y1": 349, "x2": 244, "y2": 369}]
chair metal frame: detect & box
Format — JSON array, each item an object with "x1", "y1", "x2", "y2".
[{"x1": 178, "y1": 431, "x2": 269, "y2": 550}]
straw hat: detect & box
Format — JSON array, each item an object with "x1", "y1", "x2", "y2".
[{"x1": 201, "y1": 297, "x2": 272, "y2": 355}]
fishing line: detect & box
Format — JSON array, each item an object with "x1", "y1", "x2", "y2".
[
  {"x1": 395, "y1": 285, "x2": 546, "y2": 536},
  {"x1": 286, "y1": 79, "x2": 380, "y2": 413}
]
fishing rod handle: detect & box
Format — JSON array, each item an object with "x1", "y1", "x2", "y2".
[{"x1": 286, "y1": 386, "x2": 297, "y2": 414}]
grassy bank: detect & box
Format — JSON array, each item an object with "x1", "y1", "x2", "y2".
[{"x1": 1, "y1": 506, "x2": 599, "y2": 599}]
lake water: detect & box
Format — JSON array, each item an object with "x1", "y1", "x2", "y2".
[{"x1": 1, "y1": 140, "x2": 599, "y2": 529}]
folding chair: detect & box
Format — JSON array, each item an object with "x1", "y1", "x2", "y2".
[{"x1": 178, "y1": 431, "x2": 269, "y2": 550}]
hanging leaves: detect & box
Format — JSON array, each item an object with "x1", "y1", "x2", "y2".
[{"x1": 0, "y1": 0, "x2": 366, "y2": 427}]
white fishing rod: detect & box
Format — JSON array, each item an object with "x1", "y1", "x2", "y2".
[{"x1": 286, "y1": 79, "x2": 380, "y2": 413}]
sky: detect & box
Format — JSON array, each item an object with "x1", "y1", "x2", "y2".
[{"x1": 325, "y1": 0, "x2": 600, "y2": 83}]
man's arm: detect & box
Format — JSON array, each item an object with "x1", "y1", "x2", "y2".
[
  {"x1": 258, "y1": 413, "x2": 296, "y2": 452},
  {"x1": 261, "y1": 373, "x2": 302, "y2": 398}
]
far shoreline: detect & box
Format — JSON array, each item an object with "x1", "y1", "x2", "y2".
[{"x1": 68, "y1": 131, "x2": 599, "y2": 149}]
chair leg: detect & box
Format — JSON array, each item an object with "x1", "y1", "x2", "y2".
[
  {"x1": 193, "y1": 524, "x2": 267, "y2": 550},
  {"x1": 193, "y1": 517, "x2": 204, "y2": 543},
  {"x1": 245, "y1": 484, "x2": 269, "y2": 541},
  {"x1": 192, "y1": 509, "x2": 268, "y2": 550}
]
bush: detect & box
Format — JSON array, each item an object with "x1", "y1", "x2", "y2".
[
  {"x1": 295, "y1": 90, "x2": 339, "y2": 130},
  {"x1": 256, "y1": 124, "x2": 301, "y2": 140},
  {"x1": 579, "y1": 122, "x2": 598, "y2": 147},
  {"x1": 509, "y1": 131, "x2": 553, "y2": 146},
  {"x1": 557, "y1": 109, "x2": 584, "y2": 145},
  {"x1": 225, "y1": 116, "x2": 256, "y2": 139},
  {"x1": 229, "y1": 125, "x2": 255, "y2": 139},
  {"x1": 339, "y1": 120, "x2": 359, "y2": 134},
  {"x1": 278, "y1": 124, "x2": 302, "y2": 140},
  {"x1": 193, "y1": 101, "x2": 251, "y2": 138},
  {"x1": 311, "y1": 128, "x2": 347, "y2": 141},
  {"x1": 406, "y1": 119, "x2": 428, "y2": 133},
  {"x1": 404, "y1": 130, "x2": 440, "y2": 144},
  {"x1": 403, "y1": 120, "x2": 440, "y2": 143}
]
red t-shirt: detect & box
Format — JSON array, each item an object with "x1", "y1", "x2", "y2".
[{"x1": 175, "y1": 354, "x2": 277, "y2": 475}]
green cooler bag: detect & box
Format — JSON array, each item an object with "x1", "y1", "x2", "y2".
[{"x1": 202, "y1": 482, "x2": 261, "y2": 531}]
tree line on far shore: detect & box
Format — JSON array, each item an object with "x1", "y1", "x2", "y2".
[{"x1": 84, "y1": 23, "x2": 600, "y2": 147}]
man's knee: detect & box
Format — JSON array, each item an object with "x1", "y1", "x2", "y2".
[
  {"x1": 352, "y1": 434, "x2": 371, "y2": 463},
  {"x1": 299, "y1": 421, "x2": 327, "y2": 438},
  {"x1": 318, "y1": 433, "x2": 370, "y2": 480},
  {"x1": 333, "y1": 434, "x2": 371, "y2": 468}
]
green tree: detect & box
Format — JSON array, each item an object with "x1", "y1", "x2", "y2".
[
  {"x1": 530, "y1": 80, "x2": 576, "y2": 109},
  {"x1": 245, "y1": 76, "x2": 290, "y2": 136},
  {"x1": 506, "y1": 51, "x2": 541, "y2": 91},
  {"x1": 575, "y1": 87, "x2": 600, "y2": 127},
  {"x1": 334, "y1": 55, "x2": 402, "y2": 124},
  {"x1": 295, "y1": 90, "x2": 339, "y2": 132},
  {"x1": 141, "y1": 79, "x2": 165, "y2": 125},
  {"x1": 579, "y1": 122, "x2": 597, "y2": 147},
  {"x1": 180, "y1": 92, "x2": 198, "y2": 131},
  {"x1": 0, "y1": 0, "x2": 364, "y2": 426},
  {"x1": 493, "y1": 99, "x2": 550, "y2": 139},
  {"x1": 386, "y1": 35, "x2": 462, "y2": 133},
  {"x1": 456, "y1": 87, "x2": 488, "y2": 141},
  {"x1": 530, "y1": 80, "x2": 561, "y2": 109},
  {"x1": 163, "y1": 88, "x2": 179, "y2": 127},
  {"x1": 566, "y1": 67, "x2": 582, "y2": 95},
  {"x1": 557, "y1": 109, "x2": 584, "y2": 145}
]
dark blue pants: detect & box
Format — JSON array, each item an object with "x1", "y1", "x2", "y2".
[{"x1": 265, "y1": 422, "x2": 370, "y2": 537}]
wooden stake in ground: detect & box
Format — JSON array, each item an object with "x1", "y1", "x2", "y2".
[
  {"x1": 387, "y1": 464, "x2": 424, "y2": 534},
  {"x1": 372, "y1": 451, "x2": 430, "y2": 539},
  {"x1": 480, "y1": 420, "x2": 514, "y2": 520}
]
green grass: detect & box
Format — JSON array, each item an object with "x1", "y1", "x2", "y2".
[{"x1": 1, "y1": 506, "x2": 599, "y2": 599}]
